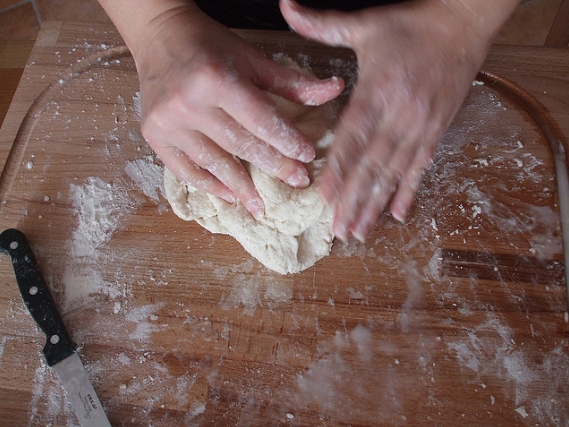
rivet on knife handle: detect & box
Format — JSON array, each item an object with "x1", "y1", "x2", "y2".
[{"x1": 0, "y1": 228, "x2": 75, "y2": 366}]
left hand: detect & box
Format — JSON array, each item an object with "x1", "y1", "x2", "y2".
[{"x1": 280, "y1": 0, "x2": 519, "y2": 241}]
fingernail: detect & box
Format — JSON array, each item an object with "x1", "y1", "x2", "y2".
[
  {"x1": 299, "y1": 147, "x2": 315, "y2": 163},
  {"x1": 286, "y1": 170, "x2": 310, "y2": 188},
  {"x1": 221, "y1": 192, "x2": 236, "y2": 204},
  {"x1": 334, "y1": 221, "x2": 349, "y2": 243},
  {"x1": 352, "y1": 229, "x2": 366, "y2": 243},
  {"x1": 392, "y1": 208, "x2": 406, "y2": 224},
  {"x1": 351, "y1": 219, "x2": 369, "y2": 243},
  {"x1": 246, "y1": 197, "x2": 265, "y2": 221}
]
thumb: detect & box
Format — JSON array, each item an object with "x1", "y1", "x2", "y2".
[{"x1": 279, "y1": 0, "x2": 354, "y2": 48}]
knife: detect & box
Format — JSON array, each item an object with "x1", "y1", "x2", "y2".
[{"x1": 0, "y1": 228, "x2": 112, "y2": 427}]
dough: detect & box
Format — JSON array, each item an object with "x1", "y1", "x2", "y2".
[{"x1": 164, "y1": 59, "x2": 338, "y2": 274}]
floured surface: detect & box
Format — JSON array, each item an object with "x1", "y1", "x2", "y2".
[{"x1": 0, "y1": 23, "x2": 568, "y2": 427}]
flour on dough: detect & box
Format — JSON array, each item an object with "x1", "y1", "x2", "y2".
[{"x1": 164, "y1": 59, "x2": 338, "y2": 274}]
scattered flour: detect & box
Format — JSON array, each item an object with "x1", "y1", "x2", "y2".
[
  {"x1": 287, "y1": 323, "x2": 433, "y2": 425},
  {"x1": 125, "y1": 303, "x2": 164, "y2": 342},
  {"x1": 12, "y1": 46, "x2": 566, "y2": 427},
  {"x1": 132, "y1": 91, "x2": 141, "y2": 120},
  {"x1": 515, "y1": 406, "x2": 529, "y2": 418},
  {"x1": 216, "y1": 260, "x2": 294, "y2": 312},
  {"x1": 124, "y1": 156, "x2": 165, "y2": 203},
  {"x1": 62, "y1": 264, "x2": 108, "y2": 310},
  {"x1": 62, "y1": 176, "x2": 135, "y2": 310},
  {"x1": 447, "y1": 313, "x2": 569, "y2": 424},
  {"x1": 69, "y1": 176, "x2": 133, "y2": 258},
  {"x1": 62, "y1": 155, "x2": 167, "y2": 310}
]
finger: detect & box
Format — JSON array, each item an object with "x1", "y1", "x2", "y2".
[
  {"x1": 318, "y1": 91, "x2": 380, "y2": 204},
  {"x1": 205, "y1": 108, "x2": 312, "y2": 189},
  {"x1": 219, "y1": 82, "x2": 316, "y2": 163},
  {"x1": 256, "y1": 58, "x2": 344, "y2": 106},
  {"x1": 153, "y1": 144, "x2": 236, "y2": 204},
  {"x1": 279, "y1": 0, "x2": 355, "y2": 48},
  {"x1": 331, "y1": 142, "x2": 398, "y2": 242},
  {"x1": 349, "y1": 172, "x2": 399, "y2": 242},
  {"x1": 174, "y1": 130, "x2": 267, "y2": 219},
  {"x1": 332, "y1": 125, "x2": 409, "y2": 241},
  {"x1": 349, "y1": 138, "x2": 423, "y2": 241},
  {"x1": 390, "y1": 145, "x2": 435, "y2": 223},
  {"x1": 318, "y1": 151, "x2": 346, "y2": 206}
]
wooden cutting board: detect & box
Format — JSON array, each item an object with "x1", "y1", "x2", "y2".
[{"x1": 0, "y1": 22, "x2": 568, "y2": 427}]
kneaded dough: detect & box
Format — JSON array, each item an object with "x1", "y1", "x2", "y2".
[{"x1": 164, "y1": 59, "x2": 338, "y2": 274}]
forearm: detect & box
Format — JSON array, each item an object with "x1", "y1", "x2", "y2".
[
  {"x1": 447, "y1": 0, "x2": 522, "y2": 44},
  {"x1": 408, "y1": 0, "x2": 523, "y2": 76},
  {"x1": 97, "y1": 0, "x2": 202, "y2": 61}
]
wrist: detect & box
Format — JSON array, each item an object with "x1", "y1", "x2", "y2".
[
  {"x1": 408, "y1": 0, "x2": 521, "y2": 73},
  {"x1": 98, "y1": 0, "x2": 202, "y2": 64}
]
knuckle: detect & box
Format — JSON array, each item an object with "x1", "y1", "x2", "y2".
[
  {"x1": 143, "y1": 96, "x2": 182, "y2": 128},
  {"x1": 274, "y1": 158, "x2": 303, "y2": 183},
  {"x1": 192, "y1": 56, "x2": 239, "y2": 94},
  {"x1": 233, "y1": 136, "x2": 259, "y2": 160},
  {"x1": 185, "y1": 137, "x2": 210, "y2": 166},
  {"x1": 140, "y1": 120, "x2": 161, "y2": 147},
  {"x1": 202, "y1": 152, "x2": 233, "y2": 176}
]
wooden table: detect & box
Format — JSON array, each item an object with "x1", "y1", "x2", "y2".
[
  {"x1": 0, "y1": 40, "x2": 33, "y2": 130},
  {"x1": 0, "y1": 22, "x2": 568, "y2": 427}
]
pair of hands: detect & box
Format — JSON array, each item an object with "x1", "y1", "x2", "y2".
[{"x1": 131, "y1": 0, "x2": 515, "y2": 241}]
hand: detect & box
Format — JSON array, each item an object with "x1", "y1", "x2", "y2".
[
  {"x1": 281, "y1": 0, "x2": 519, "y2": 241},
  {"x1": 128, "y1": 4, "x2": 344, "y2": 219}
]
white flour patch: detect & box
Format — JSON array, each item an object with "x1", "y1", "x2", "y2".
[
  {"x1": 63, "y1": 176, "x2": 137, "y2": 310},
  {"x1": 526, "y1": 205, "x2": 563, "y2": 259},
  {"x1": 220, "y1": 273, "x2": 264, "y2": 312},
  {"x1": 0, "y1": 336, "x2": 6, "y2": 369},
  {"x1": 132, "y1": 91, "x2": 141, "y2": 120},
  {"x1": 62, "y1": 264, "x2": 107, "y2": 310},
  {"x1": 213, "y1": 259, "x2": 255, "y2": 277},
  {"x1": 288, "y1": 324, "x2": 431, "y2": 425},
  {"x1": 69, "y1": 176, "x2": 133, "y2": 257},
  {"x1": 350, "y1": 324, "x2": 373, "y2": 362},
  {"x1": 215, "y1": 260, "x2": 293, "y2": 312},
  {"x1": 29, "y1": 361, "x2": 48, "y2": 423},
  {"x1": 333, "y1": 238, "x2": 375, "y2": 258},
  {"x1": 124, "y1": 156, "x2": 165, "y2": 203},
  {"x1": 264, "y1": 281, "x2": 294, "y2": 306},
  {"x1": 447, "y1": 313, "x2": 569, "y2": 425},
  {"x1": 29, "y1": 349, "x2": 75, "y2": 425},
  {"x1": 125, "y1": 303, "x2": 165, "y2": 342}
]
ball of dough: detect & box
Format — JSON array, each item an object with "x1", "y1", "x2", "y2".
[{"x1": 164, "y1": 58, "x2": 339, "y2": 274}]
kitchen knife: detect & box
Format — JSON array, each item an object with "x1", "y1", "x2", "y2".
[{"x1": 0, "y1": 228, "x2": 112, "y2": 427}]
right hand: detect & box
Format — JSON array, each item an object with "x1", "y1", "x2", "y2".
[
  {"x1": 281, "y1": 0, "x2": 520, "y2": 241},
  {"x1": 133, "y1": 5, "x2": 344, "y2": 218}
]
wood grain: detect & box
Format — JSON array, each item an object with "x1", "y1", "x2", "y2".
[
  {"x1": 0, "y1": 40, "x2": 34, "y2": 129},
  {"x1": 0, "y1": 22, "x2": 567, "y2": 427},
  {"x1": 545, "y1": 0, "x2": 569, "y2": 47}
]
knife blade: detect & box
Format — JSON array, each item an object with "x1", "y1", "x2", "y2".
[{"x1": 0, "y1": 228, "x2": 112, "y2": 427}]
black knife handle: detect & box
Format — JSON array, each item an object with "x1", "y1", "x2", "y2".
[{"x1": 0, "y1": 229, "x2": 75, "y2": 366}]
